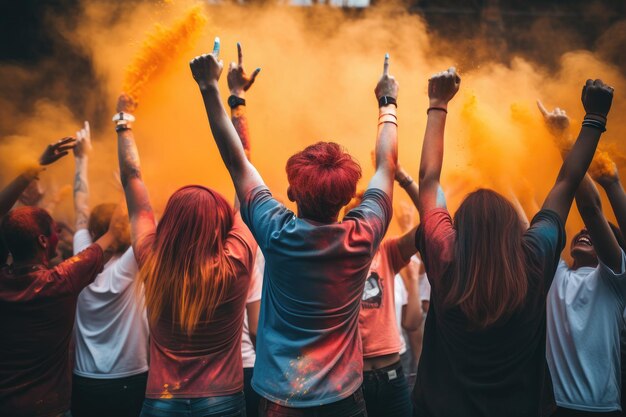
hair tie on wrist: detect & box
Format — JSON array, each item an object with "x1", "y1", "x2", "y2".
[
  {"x1": 585, "y1": 112, "x2": 607, "y2": 122},
  {"x1": 582, "y1": 118, "x2": 606, "y2": 132},
  {"x1": 378, "y1": 120, "x2": 398, "y2": 127},
  {"x1": 427, "y1": 107, "x2": 447, "y2": 115}
]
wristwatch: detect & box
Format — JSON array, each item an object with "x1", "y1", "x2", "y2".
[
  {"x1": 228, "y1": 95, "x2": 246, "y2": 109},
  {"x1": 378, "y1": 96, "x2": 397, "y2": 107}
]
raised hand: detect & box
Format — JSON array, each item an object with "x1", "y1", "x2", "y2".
[
  {"x1": 116, "y1": 93, "x2": 137, "y2": 114},
  {"x1": 73, "y1": 121, "x2": 92, "y2": 158},
  {"x1": 190, "y1": 37, "x2": 224, "y2": 91},
  {"x1": 537, "y1": 100, "x2": 570, "y2": 137},
  {"x1": 374, "y1": 53, "x2": 399, "y2": 101},
  {"x1": 227, "y1": 43, "x2": 261, "y2": 97},
  {"x1": 39, "y1": 137, "x2": 76, "y2": 166},
  {"x1": 581, "y1": 79, "x2": 614, "y2": 119},
  {"x1": 428, "y1": 67, "x2": 461, "y2": 109}
]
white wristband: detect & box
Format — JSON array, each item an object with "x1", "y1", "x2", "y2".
[{"x1": 112, "y1": 112, "x2": 136, "y2": 123}]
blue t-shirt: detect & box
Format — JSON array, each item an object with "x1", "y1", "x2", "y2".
[{"x1": 241, "y1": 186, "x2": 392, "y2": 407}]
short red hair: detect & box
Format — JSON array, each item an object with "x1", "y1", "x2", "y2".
[{"x1": 286, "y1": 142, "x2": 362, "y2": 222}]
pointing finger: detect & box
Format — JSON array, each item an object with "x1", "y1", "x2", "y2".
[
  {"x1": 536, "y1": 100, "x2": 549, "y2": 117},
  {"x1": 212, "y1": 36, "x2": 221, "y2": 58},
  {"x1": 237, "y1": 42, "x2": 243, "y2": 66},
  {"x1": 383, "y1": 53, "x2": 389, "y2": 76}
]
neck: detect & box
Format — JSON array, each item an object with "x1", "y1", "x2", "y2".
[{"x1": 572, "y1": 257, "x2": 598, "y2": 270}]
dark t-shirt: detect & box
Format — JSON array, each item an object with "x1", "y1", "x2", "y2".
[
  {"x1": 413, "y1": 209, "x2": 565, "y2": 417},
  {"x1": 0, "y1": 245, "x2": 104, "y2": 417}
]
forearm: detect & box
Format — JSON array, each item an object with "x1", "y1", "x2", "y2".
[
  {"x1": 0, "y1": 168, "x2": 42, "y2": 217},
  {"x1": 399, "y1": 266, "x2": 422, "y2": 331},
  {"x1": 231, "y1": 105, "x2": 251, "y2": 160},
  {"x1": 418, "y1": 111, "x2": 446, "y2": 212},
  {"x1": 201, "y1": 85, "x2": 249, "y2": 176},
  {"x1": 117, "y1": 129, "x2": 143, "y2": 188},
  {"x1": 604, "y1": 180, "x2": 626, "y2": 239},
  {"x1": 73, "y1": 156, "x2": 90, "y2": 230},
  {"x1": 94, "y1": 230, "x2": 115, "y2": 252},
  {"x1": 375, "y1": 105, "x2": 398, "y2": 173},
  {"x1": 396, "y1": 166, "x2": 419, "y2": 208}
]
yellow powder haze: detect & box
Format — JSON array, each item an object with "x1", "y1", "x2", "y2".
[{"x1": 1, "y1": 0, "x2": 625, "y2": 244}]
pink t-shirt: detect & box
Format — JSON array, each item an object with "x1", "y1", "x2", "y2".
[
  {"x1": 137, "y1": 213, "x2": 257, "y2": 398},
  {"x1": 359, "y1": 238, "x2": 410, "y2": 358}
]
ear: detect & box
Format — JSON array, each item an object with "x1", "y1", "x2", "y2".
[
  {"x1": 37, "y1": 235, "x2": 48, "y2": 250},
  {"x1": 287, "y1": 186, "x2": 295, "y2": 202}
]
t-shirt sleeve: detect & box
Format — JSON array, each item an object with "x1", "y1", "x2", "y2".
[
  {"x1": 111, "y1": 247, "x2": 139, "y2": 283},
  {"x1": 381, "y1": 238, "x2": 411, "y2": 274},
  {"x1": 52, "y1": 244, "x2": 105, "y2": 294},
  {"x1": 227, "y1": 212, "x2": 258, "y2": 275},
  {"x1": 247, "y1": 249, "x2": 264, "y2": 304},
  {"x1": 73, "y1": 229, "x2": 93, "y2": 255},
  {"x1": 598, "y1": 249, "x2": 626, "y2": 297},
  {"x1": 523, "y1": 209, "x2": 566, "y2": 287},
  {"x1": 345, "y1": 188, "x2": 393, "y2": 249},
  {"x1": 240, "y1": 186, "x2": 294, "y2": 249},
  {"x1": 414, "y1": 208, "x2": 456, "y2": 288}
]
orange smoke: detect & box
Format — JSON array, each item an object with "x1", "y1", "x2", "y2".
[{"x1": 123, "y1": 5, "x2": 207, "y2": 100}]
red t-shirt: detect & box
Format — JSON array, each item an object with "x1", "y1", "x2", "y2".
[
  {"x1": 0, "y1": 245, "x2": 104, "y2": 417},
  {"x1": 137, "y1": 213, "x2": 257, "y2": 398},
  {"x1": 359, "y1": 237, "x2": 410, "y2": 358}
]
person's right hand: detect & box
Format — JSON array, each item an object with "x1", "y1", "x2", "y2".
[
  {"x1": 428, "y1": 67, "x2": 461, "y2": 108},
  {"x1": 581, "y1": 79, "x2": 614, "y2": 119},
  {"x1": 39, "y1": 137, "x2": 76, "y2": 166},
  {"x1": 227, "y1": 43, "x2": 261, "y2": 97},
  {"x1": 374, "y1": 54, "x2": 399, "y2": 101},
  {"x1": 116, "y1": 93, "x2": 137, "y2": 114},
  {"x1": 190, "y1": 37, "x2": 224, "y2": 91},
  {"x1": 73, "y1": 121, "x2": 92, "y2": 158},
  {"x1": 537, "y1": 100, "x2": 570, "y2": 137}
]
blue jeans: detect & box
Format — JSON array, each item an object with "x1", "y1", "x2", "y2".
[
  {"x1": 140, "y1": 393, "x2": 246, "y2": 417},
  {"x1": 362, "y1": 361, "x2": 412, "y2": 417},
  {"x1": 259, "y1": 388, "x2": 367, "y2": 417}
]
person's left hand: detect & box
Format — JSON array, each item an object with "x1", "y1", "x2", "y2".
[
  {"x1": 227, "y1": 43, "x2": 261, "y2": 97},
  {"x1": 39, "y1": 137, "x2": 76, "y2": 166},
  {"x1": 190, "y1": 37, "x2": 224, "y2": 91}
]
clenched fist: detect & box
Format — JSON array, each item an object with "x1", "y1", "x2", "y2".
[
  {"x1": 581, "y1": 79, "x2": 614, "y2": 119},
  {"x1": 428, "y1": 67, "x2": 461, "y2": 108}
]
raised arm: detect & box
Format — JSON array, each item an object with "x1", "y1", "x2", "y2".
[
  {"x1": 539, "y1": 100, "x2": 621, "y2": 269},
  {"x1": 190, "y1": 38, "x2": 264, "y2": 202},
  {"x1": 73, "y1": 122, "x2": 92, "y2": 230},
  {"x1": 418, "y1": 68, "x2": 461, "y2": 216},
  {"x1": 367, "y1": 54, "x2": 398, "y2": 197},
  {"x1": 593, "y1": 164, "x2": 626, "y2": 248},
  {"x1": 540, "y1": 79, "x2": 614, "y2": 223},
  {"x1": 0, "y1": 137, "x2": 76, "y2": 217},
  {"x1": 115, "y1": 94, "x2": 156, "y2": 251},
  {"x1": 399, "y1": 260, "x2": 423, "y2": 331},
  {"x1": 227, "y1": 43, "x2": 261, "y2": 209}
]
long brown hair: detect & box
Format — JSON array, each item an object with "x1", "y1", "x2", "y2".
[
  {"x1": 443, "y1": 189, "x2": 528, "y2": 329},
  {"x1": 138, "y1": 185, "x2": 235, "y2": 335}
]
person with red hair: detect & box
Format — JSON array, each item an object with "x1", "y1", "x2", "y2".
[
  {"x1": 191, "y1": 40, "x2": 397, "y2": 416},
  {"x1": 114, "y1": 92, "x2": 257, "y2": 417}
]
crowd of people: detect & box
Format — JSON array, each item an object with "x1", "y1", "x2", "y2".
[{"x1": 0, "y1": 38, "x2": 621, "y2": 417}]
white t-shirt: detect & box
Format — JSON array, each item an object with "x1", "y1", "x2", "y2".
[
  {"x1": 73, "y1": 229, "x2": 150, "y2": 378},
  {"x1": 242, "y1": 247, "x2": 264, "y2": 369},
  {"x1": 394, "y1": 275, "x2": 408, "y2": 355},
  {"x1": 547, "y1": 251, "x2": 626, "y2": 412}
]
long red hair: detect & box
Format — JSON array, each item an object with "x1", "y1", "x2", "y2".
[
  {"x1": 138, "y1": 185, "x2": 235, "y2": 335},
  {"x1": 444, "y1": 189, "x2": 528, "y2": 329}
]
